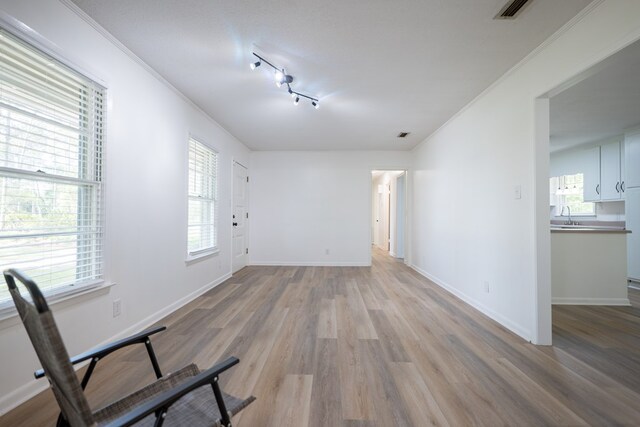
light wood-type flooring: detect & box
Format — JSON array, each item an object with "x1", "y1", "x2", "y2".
[{"x1": 2, "y1": 248, "x2": 640, "y2": 426}]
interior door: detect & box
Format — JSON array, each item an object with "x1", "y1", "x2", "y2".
[{"x1": 232, "y1": 162, "x2": 248, "y2": 273}]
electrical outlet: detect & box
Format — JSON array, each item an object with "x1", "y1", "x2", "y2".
[
  {"x1": 113, "y1": 299, "x2": 122, "y2": 318},
  {"x1": 483, "y1": 281, "x2": 490, "y2": 293},
  {"x1": 325, "y1": 249, "x2": 330, "y2": 255},
  {"x1": 514, "y1": 185, "x2": 522, "y2": 199}
]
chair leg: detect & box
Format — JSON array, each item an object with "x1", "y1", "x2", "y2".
[
  {"x1": 211, "y1": 377, "x2": 231, "y2": 427},
  {"x1": 145, "y1": 339, "x2": 163, "y2": 379},
  {"x1": 55, "y1": 413, "x2": 69, "y2": 427},
  {"x1": 80, "y1": 357, "x2": 99, "y2": 390},
  {"x1": 153, "y1": 409, "x2": 166, "y2": 427}
]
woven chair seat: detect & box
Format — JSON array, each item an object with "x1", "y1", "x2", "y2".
[{"x1": 93, "y1": 364, "x2": 255, "y2": 426}]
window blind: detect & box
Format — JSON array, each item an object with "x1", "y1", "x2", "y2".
[
  {"x1": 0, "y1": 28, "x2": 104, "y2": 304},
  {"x1": 188, "y1": 138, "x2": 218, "y2": 255}
]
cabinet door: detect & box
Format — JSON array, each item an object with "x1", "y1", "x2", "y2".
[
  {"x1": 626, "y1": 132, "x2": 640, "y2": 188},
  {"x1": 600, "y1": 141, "x2": 622, "y2": 200},
  {"x1": 583, "y1": 146, "x2": 601, "y2": 202},
  {"x1": 627, "y1": 188, "x2": 640, "y2": 281}
]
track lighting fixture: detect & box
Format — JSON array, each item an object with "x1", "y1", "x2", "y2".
[{"x1": 250, "y1": 52, "x2": 320, "y2": 109}]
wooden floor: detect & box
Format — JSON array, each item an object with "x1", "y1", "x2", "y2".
[{"x1": 3, "y1": 248, "x2": 640, "y2": 426}]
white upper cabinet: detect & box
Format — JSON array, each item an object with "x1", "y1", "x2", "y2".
[
  {"x1": 626, "y1": 131, "x2": 640, "y2": 188},
  {"x1": 600, "y1": 140, "x2": 624, "y2": 201},
  {"x1": 583, "y1": 146, "x2": 601, "y2": 202}
]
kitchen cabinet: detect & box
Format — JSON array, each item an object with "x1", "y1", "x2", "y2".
[
  {"x1": 552, "y1": 229, "x2": 629, "y2": 304},
  {"x1": 628, "y1": 188, "x2": 640, "y2": 281},
  {"x1": 626, "y1": 131, "x2": 639, "y2": 282},
  {"x1": 583, "y1": 146, "x2": 601, "y2": 202},
  {"x1": 626, "y1": 131, "x2": 640, "y2": 188},
  {"x1": 582, "y1": 139, "x2": 625, "y2": 202},
  {"x1": 600, "y1": 140, "x2": 624, "y2": 201}
]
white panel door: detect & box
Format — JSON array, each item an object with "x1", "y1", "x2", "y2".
[{"x1": 232, "y1": 162, "x2": 248, "y2": 273}]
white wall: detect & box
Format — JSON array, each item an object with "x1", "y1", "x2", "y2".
[
  {"x1": 410, "y1": 0, "x2": 640, "y2": 343},
  {"x1": 249, "y1": 152, "x2": 410, "y2": 266},
  {"x1": 0, "y1": 0, "x2": 250, "y2": 413}
]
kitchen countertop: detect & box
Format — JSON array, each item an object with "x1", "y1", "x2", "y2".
[
  {"x1": 550, "y1": 220, "x2": 630, "y2": 233},
  {"x1": 550, "y1": 227, "x2": 630, "y2": 233}
]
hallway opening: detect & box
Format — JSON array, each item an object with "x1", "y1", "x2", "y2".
[{"x1": 371, "y1": 170, "x2": 406, "y2": 261}]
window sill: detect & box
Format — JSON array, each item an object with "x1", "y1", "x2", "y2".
[
  {"x1": 185, "y1": 248, "x2": 219, "y2": 265},
  {"x1": 0, "y1": 280, "x2": 115, "y2": 324}
]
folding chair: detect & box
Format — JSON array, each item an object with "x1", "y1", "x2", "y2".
[{"x1": 4, "y1": 269, "x2": 255, "y2": 426}]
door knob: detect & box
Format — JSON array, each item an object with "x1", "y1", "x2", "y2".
[{"x1": 233, "y1": 222, "x2": 238, "y2": 226}]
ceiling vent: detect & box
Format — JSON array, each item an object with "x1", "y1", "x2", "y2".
[
  {"x1": 495, "y1": 0, "x2": 532, "y2": 19},
  {"x1": 397, "y1": 132, "x2": 410, "y2": 138}
]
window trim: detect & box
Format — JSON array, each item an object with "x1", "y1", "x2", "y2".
[{"x1": 186, "y1": 135, "x2": 219, "y2": 260}]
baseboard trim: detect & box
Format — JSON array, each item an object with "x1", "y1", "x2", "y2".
[
  {"x1": 552, "y1": 297, "x2": 631, "y2": 306},
  {"x1": 409, "y1": 264, "x2": 531, "y2": 342},
  {"x1": 250, "y1": 261, "x2": 371, "y2": 267},
  {"x1": 0, "y1": 272, "x2": 231, "y2": 416}
]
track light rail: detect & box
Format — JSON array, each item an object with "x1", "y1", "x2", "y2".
[{"x1": 251, "y1": 52, "x2": 319, "y2": 108}]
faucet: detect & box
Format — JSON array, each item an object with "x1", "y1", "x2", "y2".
[{"x1": 561, "y1": 206, "x2": 574, "y2": 225}]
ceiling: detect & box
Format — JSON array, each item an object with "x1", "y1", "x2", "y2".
[
  {"x1": 550, "y1": 38, "x2": 640, "y2": 152},
  {"x1": 71, "y1": 0, "x2": 592, "y2": 151}
]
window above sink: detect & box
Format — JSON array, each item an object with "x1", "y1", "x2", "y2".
[{"x1": 550, "y1": 173, "x2": 595, "y2": 216}]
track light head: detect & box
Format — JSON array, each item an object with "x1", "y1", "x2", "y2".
[
  {"x1": 312, "y1": 101, "x2": 319, "y2": 109},
  {"x1": 294, "y1": 96, "x2": 300, "y2": 105},
  {"x1": 250, "y1": 60, "x2": 261, "y2": 70}
]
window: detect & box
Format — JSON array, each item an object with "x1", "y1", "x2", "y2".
[
  {"x1": 187, "y1": 138, "x2": 218, "y2": 256},
  {"x1": 551, "y1": 173, "x2": 595, "y2": 216},
  {"x1": 0, "y1": 29, "x2": 105, "y2": 305}
]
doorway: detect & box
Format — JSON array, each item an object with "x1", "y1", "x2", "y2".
[
  {"x1": 371, "y1": 170, "x2": 406, "y2": 260},
  {"x1": 535, "y1": 38, "x2": 640, "y2": 344}
]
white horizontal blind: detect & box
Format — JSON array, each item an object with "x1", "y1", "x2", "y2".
[
  {"x1": 0, "y1": 28, "x2": 104, "y2": 304},
  {"x1": 188, "y1": 138, "x2": 218, "y2": 255}
]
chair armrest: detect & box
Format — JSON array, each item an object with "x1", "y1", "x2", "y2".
[
  {"x1": 103, "y1": 357, "x2": 240, "y2": 427},
  {"x1": 34, "y1": 326, "x2": 167, "y2": 379}
]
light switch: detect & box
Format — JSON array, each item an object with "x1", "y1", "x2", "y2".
[{"x1": 514, "y1": 185, "x2": 522, "y2": 199}]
